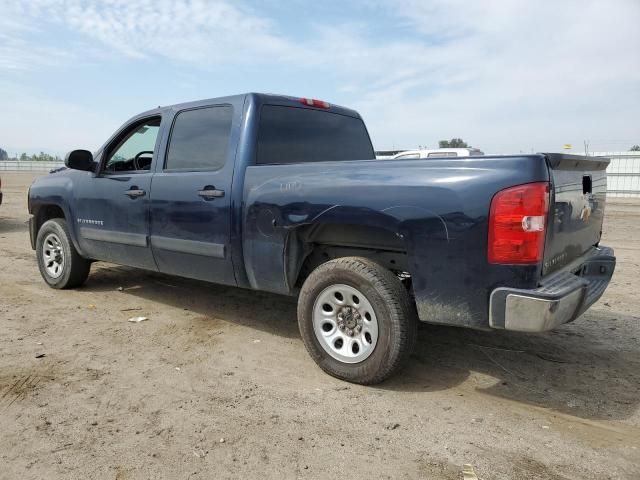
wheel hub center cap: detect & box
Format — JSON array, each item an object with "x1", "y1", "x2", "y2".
[{"x1": 337, "y1": 306, "x2": 362, "y2": 336}]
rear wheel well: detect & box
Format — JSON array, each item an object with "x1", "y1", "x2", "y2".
[{"x1": 290, "y1": 224, "x2": 411, "y2": 289}]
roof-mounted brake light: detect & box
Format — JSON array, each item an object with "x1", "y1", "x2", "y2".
[{"x1": 300, "y1": 98, "x2": 330, "y2": 109}]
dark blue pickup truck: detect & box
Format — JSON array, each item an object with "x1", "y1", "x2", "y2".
[{"x1": 28, "y1": 93, "x2": 616, "y2": 384}]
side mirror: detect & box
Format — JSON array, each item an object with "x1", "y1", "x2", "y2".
[{"x1": 65, "y1": 149, "x2": 95, "y2": 172}]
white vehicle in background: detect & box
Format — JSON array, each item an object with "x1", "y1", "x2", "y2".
[{"x1": 392, "y1": 148, "x2": 484, "y2": 159}]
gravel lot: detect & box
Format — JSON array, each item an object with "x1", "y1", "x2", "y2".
[{"x1": 1, "y1": 172, "x2": 639, "y2": 480}]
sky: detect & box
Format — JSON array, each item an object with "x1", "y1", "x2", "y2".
[{"x1": 1, "y1": 0, "x2": 639, "y2": 156}]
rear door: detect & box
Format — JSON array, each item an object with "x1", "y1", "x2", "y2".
[
  {"x1": 74, "y1": 116, "x2": 162, "y2": 269},
  {"x1": 543, "y1": 153, "x2": 609, "y2": 275},
  {"x1": 149, "y1": 104, "x2": 237, "y2": 285}
]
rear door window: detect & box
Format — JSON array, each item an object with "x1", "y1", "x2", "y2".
[
  {"x1": 256, "y1": 105, "x2": 375, "y2": 165},
  {"x1": 165, "y1": 106, "x2": 233, "y2": 171}
]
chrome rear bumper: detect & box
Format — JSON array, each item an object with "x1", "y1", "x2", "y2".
[{"x1": 489, "y1": 246, "x2": 615, "y2": 332}]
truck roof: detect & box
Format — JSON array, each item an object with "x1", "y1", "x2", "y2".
[{"x1": 136, "y1": 93, "x2": 362, "y2": 120}]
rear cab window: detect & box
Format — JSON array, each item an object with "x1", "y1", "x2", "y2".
[{"x1": 256, "y1": 105, "x2": 375, "y2": 165}]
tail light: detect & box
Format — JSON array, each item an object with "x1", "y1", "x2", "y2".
[
  {"x1": 488, "y1": 182, "x2": 550, "y2": 264},
  {"x1": 300, "y1": 98, "x2": 330, "y2": 109}
]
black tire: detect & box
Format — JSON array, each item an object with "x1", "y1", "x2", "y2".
[
  {"x1": 297, "y1": 257, "x2": 417, "y2": 384},
  {"x1": 36, "y1": 218, "x2": 91, "y2": 289}
]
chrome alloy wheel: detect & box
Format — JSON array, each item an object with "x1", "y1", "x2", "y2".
[
  {"x1": 312, "y1": 284, "x2": 379, "y2": 363},
  {"x1": 42, "y1": 233, "x2": 65, "y2": 278}
]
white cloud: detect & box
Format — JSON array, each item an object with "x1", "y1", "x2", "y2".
[
  {"x1": 0, "y1": 81, "x2": 116, "y2": 154},
  {"x1": 1, "y1": 0, "x2": 300, "y2": 64},
  {"x1": 0, "y1": 0, "x2": 638, "y2": 153},
  {"x1": 351, "y1": 0, "x2": 640, "y2": 152},
  {"x1": 0, "y1": 33, "x2": 70, "y2": 70},
  {"x1": 0, "y1": 9, "x2": 72, "y2": 70}
]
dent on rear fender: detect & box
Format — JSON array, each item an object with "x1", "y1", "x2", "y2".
[
  {"x1": 243, "y1": 172, "x2": 455, "y2": 296},
  {"x1": 288, "y1": 203, "x2": 449, "y2": 240},
  {"x1": 283, "y1": 204, "x2": 341, "y2": 228},
  {"x1": 380, "y1": 205, "x2": 449, "y2": 241}
]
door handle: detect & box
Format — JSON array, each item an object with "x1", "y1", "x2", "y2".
[
  {"x1": 198, "y1": 188, "x2": 225, "y2": 200},
  {"x1": 125, "y1": 188, "x2": 146, "y2": 198}
]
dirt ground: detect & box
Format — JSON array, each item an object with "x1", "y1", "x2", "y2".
[{"x1": 0, "y1": 172, "x2": 638, "y2": 480}]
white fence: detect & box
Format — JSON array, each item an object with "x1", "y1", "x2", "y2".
[
  {"x1": 0, "y1": 160, "x2": 64, "y2": 171},
  {"x1": 2, "y1": 153, "x2": 639, "y2": 197},
  {"x1": 592, "y1": 152, "x2": 640, "y2": 198}
]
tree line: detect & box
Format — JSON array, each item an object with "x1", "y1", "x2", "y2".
[
  {"x1": 0, "y1": 147, "x2": 63, "y2": 162},
  {"x1": 435, "y1": 140, "x2": 640, "y2": 152},
  {"x1": 438, "y1": 138, "x2": 469, "y2": 148},
  {"x1": 1, "y1": 144, "x2": 639, "y2": 162}
]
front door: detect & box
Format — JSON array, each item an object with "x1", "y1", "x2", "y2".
[
  {"x1": 149, "y1": 104, "x2": 236, "y2": 285},
  {"x1": 74, "y1": 116, "x2": 162, "y2": 270}
]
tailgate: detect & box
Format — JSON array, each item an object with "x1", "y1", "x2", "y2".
[{"x1": 542, "y1": 153, "x2": 609, "y2": 275}]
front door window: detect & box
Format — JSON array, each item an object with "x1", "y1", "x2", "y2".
[{"x1": 104, "y1": 118, "x2": 160, "y2": 172}]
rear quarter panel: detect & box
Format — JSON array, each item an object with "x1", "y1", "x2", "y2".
[{"x1": 242, "y1": 155, "x2": 550, "y2": 329}]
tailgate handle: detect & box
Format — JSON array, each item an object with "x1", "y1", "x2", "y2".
[{"x1": 583, "y1": 175, "x2": 592, "y2": 194}]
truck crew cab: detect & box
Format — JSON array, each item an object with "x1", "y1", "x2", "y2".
[{"x1": 28, "y1": 93, "x2": 616, "y2": 384}]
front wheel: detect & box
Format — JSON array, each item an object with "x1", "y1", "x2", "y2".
[
  {"x1": 297, "y1": 257, "x2": 417, "y2": 384},
  {"x1": 36, "y1": 218, "x2": 91, "y2": 289}
]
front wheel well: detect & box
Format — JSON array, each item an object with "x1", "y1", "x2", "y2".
[
  {"x1": 34, "y1": 205, "x2": 66, "y2": 234},
  {"x1": 31, "y1": 205, "x2": 67, "y2": 250}
]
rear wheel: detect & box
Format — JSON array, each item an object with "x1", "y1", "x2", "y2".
[
  {"x1": 36, "y1": 218, "x2": 90, "y2": 289},
  {"x1": 297, "y1": 257, "x2": 417, "y2": 384}
]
